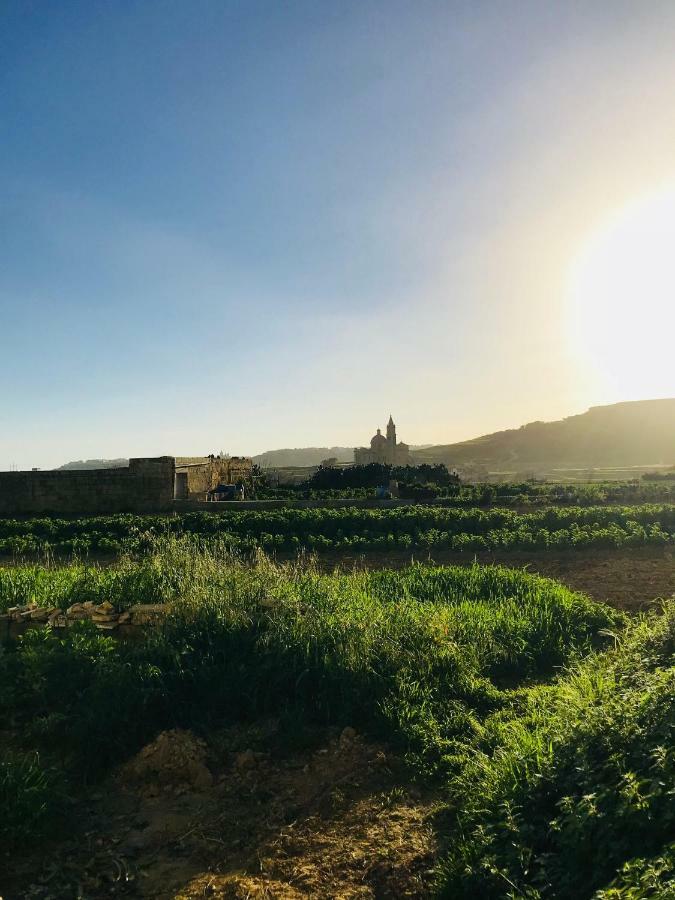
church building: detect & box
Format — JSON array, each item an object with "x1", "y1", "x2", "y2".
[{"x1": 354, "y1": 416, "x2": 410, "y2": 466}]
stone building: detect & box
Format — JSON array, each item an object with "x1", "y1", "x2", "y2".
[
  {"x1": 354, "y1": 416, "x2": 410, "y2": 466},
  {"x1": 174, "y1": 455, "x2": 253, "y2": 500}
]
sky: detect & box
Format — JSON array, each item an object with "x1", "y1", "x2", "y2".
[{"x1": 2, "y1": 0, "x2": 675, "y2": 468}]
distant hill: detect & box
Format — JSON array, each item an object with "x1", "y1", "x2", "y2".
[
  {"x1": 253, "y1": 447, "x2": 354, "y2": 468},
  {"x1": 57, "y1": 459, "x2": 129, "y2": 470},
  {"x1": 412, "y1": 400, "x2": 675, "y2": 471},
  {"x1": 56, "y1": 400, "x2": 675, "y2": 475}
]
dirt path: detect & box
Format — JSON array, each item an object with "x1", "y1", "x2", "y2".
[{"x1": 5, "y1": 727, "x2": 442, "y2": 900}]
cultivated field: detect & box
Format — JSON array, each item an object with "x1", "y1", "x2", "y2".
[
  {"x1": 2, "y1": 490, "x2": 674, "y2": 898},
  {"x1": 0, "y1": 503, "x2": 673, "y2": 557}
]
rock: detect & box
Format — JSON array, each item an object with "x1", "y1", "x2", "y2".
[
  {"x1": 66, "y1": 603, "x2": 85, "y2": 617},
  {"x1": 30, "y1": 607, "x2": 51, "y2": 621},
  {"x1": 91, "y1": 614, "x2": 118, "y2": 624}
]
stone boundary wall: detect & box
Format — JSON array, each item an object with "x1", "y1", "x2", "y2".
[
  {"x1": 0, "y1": 457, "x2": 176, "y2": 516},
  {"x1": 0, "y1": 600, "x2": 169, "y2": 642}
]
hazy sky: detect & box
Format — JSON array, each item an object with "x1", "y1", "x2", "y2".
[{"x1": 2, "y1": 1, "x2": 675, "y2": 468}]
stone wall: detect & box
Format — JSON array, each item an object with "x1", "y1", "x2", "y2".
[
  {"x1": 0, "y1": 600, "x2": 168, "y2": 642},
  {"x1": 0, "y1": 457, "x2": 176, "y2": 516}
]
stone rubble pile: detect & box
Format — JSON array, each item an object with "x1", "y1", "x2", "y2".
[{"x1": 0, "y1": 600, "x2": 167, "y2": 637}]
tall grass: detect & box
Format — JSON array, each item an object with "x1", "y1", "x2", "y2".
[{"x1": 0, "y1": 539, "x2": 618, "y2": 778}]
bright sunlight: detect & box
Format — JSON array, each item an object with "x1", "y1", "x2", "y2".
[{"x1": 568, "y1": 185, "x2": 675, "y2": 399}]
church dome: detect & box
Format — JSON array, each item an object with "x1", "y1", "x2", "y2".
[{"x1": 370, "y1": 428, "x2": 387, "y2": 449}]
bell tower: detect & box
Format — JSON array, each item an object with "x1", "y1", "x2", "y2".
[{"x1": 386, "y1": 415, "x2": 396, "y2": 463}]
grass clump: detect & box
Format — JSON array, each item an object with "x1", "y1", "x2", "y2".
[{"x1": 439, "y1": 601, "x2": 675, "y2": 899}]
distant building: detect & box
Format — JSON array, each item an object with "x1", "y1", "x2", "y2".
[
  {"x1": 174, "y1": 455, "x2": 253, "y2": 500},
  {"x1": 354, "y1": 416, "x2": 410, "y2": 466}
]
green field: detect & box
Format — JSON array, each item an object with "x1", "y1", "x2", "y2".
[{"x1": 2, "y1": 538, "x2": 674, "y2": 896}]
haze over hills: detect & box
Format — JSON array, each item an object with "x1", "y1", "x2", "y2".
[
  {"x1": 252, "y1": 400, "x2": 675, "y2": 472},
  {"x1": 413, "y1": 399, "x2": 675, "y2": 471},
  {"x1": 57, "y1": 400, "x2": 675, "y2": 474},
  {"x1": 57, "y1": 459, "x2": 129, "y2": 471},
  {"x1": 252, "y1": 447, "x2": 354, "y2": 468}
]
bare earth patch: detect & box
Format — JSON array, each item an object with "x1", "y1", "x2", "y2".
[{"x1": 5, "y1": 727, "x2": 441, "y2": 899}]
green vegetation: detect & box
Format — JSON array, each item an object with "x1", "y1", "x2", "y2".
[
  {"x1": 2, "y1": 540, "x2": 674, "y2": 897},
  {"x1": 1, "y1": 541, "x2": 617, "y2": 833},
  {"x1": 440, "y1": 602, "x2": 675, "y2": 899},
  {"x1": 306, "y1": 461, "x2": 458, "y2": 492},
  {"x1": 0, "y1": 503, "x2": 673, "y2": 557},
  {"x1": 0, "y1": 751, "x2": 62, "y2": 848},
  {"x1": 257, "y1": 478, "x2": 675, "y2": 504}
]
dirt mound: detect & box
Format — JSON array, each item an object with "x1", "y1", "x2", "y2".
[{"x1": 119, "y1": 728, "x2": 214, "y2": 795}]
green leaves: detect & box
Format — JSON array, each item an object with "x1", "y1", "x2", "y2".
[{"x1": 439, "y1": 603, "x2": 675, "y2": 899}]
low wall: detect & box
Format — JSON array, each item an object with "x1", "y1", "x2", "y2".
[
  {"x1": 0, "y1": 457, "x2": 176, "y2": 516},
  {"x1": 0, "y1": 600, "x2": 168, "y2": 643},
  {"x1": 173, "y1": 497, "x2": 421, "y2": 512}
]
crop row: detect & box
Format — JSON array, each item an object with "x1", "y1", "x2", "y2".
[{"x1": 0, "y1": 504, "x2": 673, "y2": 555}]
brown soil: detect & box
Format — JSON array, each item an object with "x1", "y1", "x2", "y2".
[
  {"x1": 311, "y1": 548, "x2": 674, "y2": 612},
  {"x1": 4, "y1": 727, "x2": 442, "y2": 900}
]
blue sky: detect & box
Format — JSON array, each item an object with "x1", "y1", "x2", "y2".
[{"x1": 2, "y1": 1, "x2": 675, "y2": 467}]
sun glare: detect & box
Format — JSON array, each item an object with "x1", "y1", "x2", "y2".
[{"x1": 567, "y1": 186, "x2": 675, "y2": 398}]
